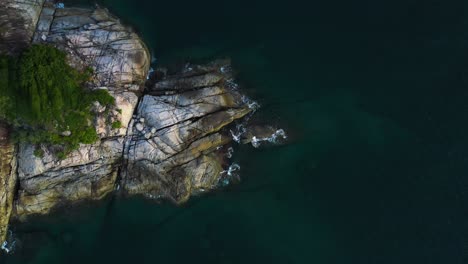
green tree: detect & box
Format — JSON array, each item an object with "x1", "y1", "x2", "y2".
[{"x1": 0, "y1": 44, "x2": 115, "y2": 158}]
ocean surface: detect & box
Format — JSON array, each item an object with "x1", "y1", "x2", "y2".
[{"x1": 3, "y1": 0, "x2": 468, "y2": 263}]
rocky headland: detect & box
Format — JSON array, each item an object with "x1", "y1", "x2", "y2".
[{"x1": 0, "y1": 0, "x2": 286, "y2": 251}]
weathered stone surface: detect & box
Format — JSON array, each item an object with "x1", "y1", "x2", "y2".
[
  {"x1": 94, "y1": 90, "x2": 139, "y2": 138},
  {"x1": 122, "y1": 60, "x2": 252, "y2": 203},
  {"x1": 38, "y1": 7, "x2": 150, "y2": 89},
  {"x1": 153, "y1": 72, "x2": 224, "y2": 91},
  {"x1": 0, "y1": 133, "x2": 17, "y2": 244},
  {"x1": 15, "y1": 139, "x2": 123, "y2": 216},
  {"x1": 0, "y1": 0, "x2": 45, "y2": 54}
]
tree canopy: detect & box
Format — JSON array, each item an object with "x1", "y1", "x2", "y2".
[{"x1": 0, "y1": 44, "x2": 115, "y2": 158}]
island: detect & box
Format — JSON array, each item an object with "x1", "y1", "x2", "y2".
[{"x1": 0, "y1": 0, "x2": 286, "y2": 251}]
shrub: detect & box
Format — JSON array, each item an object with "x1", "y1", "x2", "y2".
[
  {"x1": 86, "y1": 89, "x2": 115, "y2": 107},
  {"x1": 33, "y1": 148, "x2": 44, "y2": 158},
  {"x1": 0, "y1": 55, "x2": 17, "y2": 121},
  {"x1": 111, "y1": 121, "x2": 122, "y2": 129},
  {"x1": 0, "y1": 44, "x2": 115, "y2": 158}
]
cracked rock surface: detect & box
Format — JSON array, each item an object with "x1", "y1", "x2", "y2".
[
  {"x1": 15, "y1": 139, "x2": 123, "y2": 216},
  {"x1": 35, "y1": 3, "x2": 150, "y2": 89},
  {"x1": 123, "y1": 60, "x2": 252, "y2": 202}
]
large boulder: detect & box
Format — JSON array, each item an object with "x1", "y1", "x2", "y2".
[
  {"x1": 122, "y1": 60, "x2": 252, "y2": 203},
  {"x1": 36, "y1": 5, "x2": 150, "y2": 90}
]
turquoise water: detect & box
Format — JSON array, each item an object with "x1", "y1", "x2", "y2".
[{"x1": 3, "y1": 0, "x2": 468, "y2": 263}]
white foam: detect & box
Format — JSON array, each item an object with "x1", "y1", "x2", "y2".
[
  {"x1": 1, "y1": 241, "x2": 9, "y2": 254},
  {"x1": 269, "y1": 129, "x2": 287, "y2": 143},
  {"x1": 1, "y1": 238, "x2": 15, "y2": 254},
  {"x1": 146, "y1": 67, "x2": 154, "y2": 80},
  {"x1": 226, "y1": 78, "x2": 239, "y2": 89},
  {"x1": 251, "y1": 136, "x2": 260, "y2": 148},
  {"x1": 219, "y1": 163, "x2": 241, "y2": 186},
  {"x1": 183, "y1": 63, "x2": 193, "y2": 73},
  {"x1": 226, "y1": 163, "x2": 240, "y2": 177},
  {"x1": 226, "y1": 147, "x2": 234, "y2": 158},
  {"x1": 151, "y1": 52, "x2": 157, "y2": 63},
  {"x1": 220, "y1": 65, "x2": 232, "y2": 73},
  {"x1": 230, "y1": 130, "x2": 241, "y2": 143},
  {"x1": 144, "y1": 193, "x2": 162, "y2": 199},
  {"x1": 229, "y1": 124, "x2": 246, "y2": 143},
  {"x1": 248, "y1": 101, "x2": 260, "y2": 110},
  {"x1": 240, "y1": 95, "x2": 260, "y2": 112},
  {"x1": 251, "y1": 129, "x2": 287, "y2": 148}
]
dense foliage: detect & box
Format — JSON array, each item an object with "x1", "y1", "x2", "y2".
[{"x1": 0, "y1": 44, "x2": 115, "y2": 157}]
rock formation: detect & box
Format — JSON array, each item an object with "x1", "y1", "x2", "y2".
[
  {"x1": 34, "y1": 4, "x2": 150, "y2": 90},
  {"x1": 14, "y1": 1, "x2": 150, "y2": 217},
  {"x1": 0, "y1": 0, "x2": 285, "y2": 251},
  {"x1": 0, "y1": 0, "x2": 45, "y2": 54},
  {"x1": 122, "y1": 60, "x2": 252, "y2": 203}
]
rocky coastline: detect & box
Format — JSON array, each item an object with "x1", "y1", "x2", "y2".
[{"x1": 0, "y1": 0, "x2": 286, "y2": 251}]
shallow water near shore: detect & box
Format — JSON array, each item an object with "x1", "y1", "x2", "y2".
[{"x1": 3, "y1": 0, "x2": 468, "y2": 263}]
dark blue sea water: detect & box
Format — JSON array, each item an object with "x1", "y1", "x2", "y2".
[{"x1": 3, "y1": 0, "x2": 468, "y2": 263}]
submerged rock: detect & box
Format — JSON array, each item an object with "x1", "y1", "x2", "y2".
[{"x1": 240, "y1": 126, "x2": 288, "y2": 147}]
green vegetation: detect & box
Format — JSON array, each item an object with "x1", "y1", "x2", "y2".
[
  {"x1": 0, "y1": 44, "x2": 115, "y2": 158},
  {"x1": 33, "y1": 148, "x2": 44, "y2": 158},
  {"x1": 111, "y1": 121, "x2": 122, "y2": 129},
  {"x1": 0, "y1": 55, "x2": 18, "y2": 121}
]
